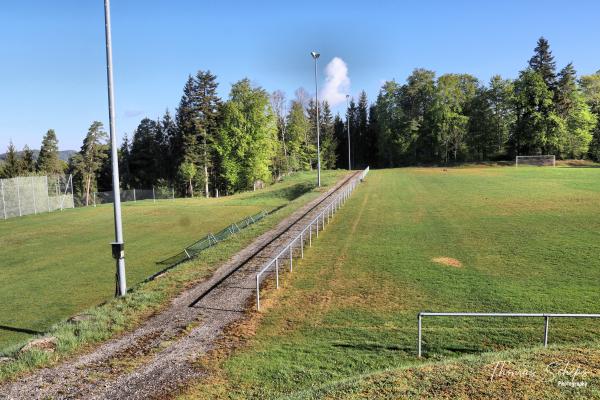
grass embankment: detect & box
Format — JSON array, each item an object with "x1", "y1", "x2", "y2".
[
  {"x1": 0, "y1": 170, "x2": 346, "y2": 380},
  {"x1": 182, "y1": 166, "x2": 600, "y2": 399}
]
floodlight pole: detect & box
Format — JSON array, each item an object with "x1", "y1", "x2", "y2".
[
  {"x1": 311, "y1": 51, "x2": 321, "y2": 188},
  {"x1": 346, "y1": 94, "x2": 351, "y2": 170},
  {"x1": 104, "y1": 0, "x2": 126, "y2": 297}
]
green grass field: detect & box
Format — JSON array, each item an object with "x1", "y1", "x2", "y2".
[
  {"x1": 0, "y1": 171, "x2": 344, "y2": 351},
  {"x1": 182, "y1": 166, "x2": 600, "y2": 399}
]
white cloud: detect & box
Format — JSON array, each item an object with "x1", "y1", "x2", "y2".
[{"x1": 320, "y1": 57, "x2": 350, "y2": 106}]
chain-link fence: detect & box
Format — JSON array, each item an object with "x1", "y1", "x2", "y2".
[
  {"x1": 150, "y1": 210, "x2": 268, "y2": 279},
  {"x1": 0, "y1": 175, "x2": 74, "y2": 220},
  {"x1": 89, "y1": 187, "x2": 176, "y2": 206}
]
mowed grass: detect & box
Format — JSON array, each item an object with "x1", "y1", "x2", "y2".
[
  {"x1": 182, "y1": 166, "x2": 600, "y2": 399},
  {"x1": 0, "y1": 171, "x2": 344, "y2": 351}
]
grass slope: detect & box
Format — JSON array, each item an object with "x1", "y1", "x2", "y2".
[
  {"x1": 182, "y1": 166, "x2": 600, "y2": 399},
  {"x1": 0, "y1": 171, "x2": 344, "y2": 351}
]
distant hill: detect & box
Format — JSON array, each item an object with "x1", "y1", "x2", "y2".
[{"x1": 0, "y1": 150, "x2": 76, "y2": 162}]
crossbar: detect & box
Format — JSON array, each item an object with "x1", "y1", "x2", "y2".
[{"x1": 417, "y1": 312, "x2": 600, "y2": 357}]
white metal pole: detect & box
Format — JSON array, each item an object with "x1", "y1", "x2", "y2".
[
  {"x1": 152, "y1": 187, "x2": 155, "y2": 203},
  {"x1": 0, "y1": 179, "x2": 6, "y2": 219},
  {"x1": 418, "y1": 313, "x2": 422, "y2": 358},
  {"x1": 104, "y1": 0, "x2": 126, "y2": 297},
  {"x1": 346, "y1": 94, "x2": 351, "y2": 170},
  {"x1": 172, "y1": 187, "x2": 175, "y2": 200},
  {"x1": 311, "y1": 51, "x2": 321, "y2": 188},
  {"x1": 544, "y1": 316, "x2": 549, "y2": 347},
  {"x1": 133, "y1": 188, "x2": 136, "y2": 202}
]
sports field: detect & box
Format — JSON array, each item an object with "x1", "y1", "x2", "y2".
[
  {"x1": 0, "y1": 171, "x2": 344, "y2": 351},
  {"x1": 183, "y1": 166, "x2": 600, "y2": 399}
]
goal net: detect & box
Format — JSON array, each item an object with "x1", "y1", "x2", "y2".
[{"x1": 515, "y1": 155, "x2": 555, "y2": 167}]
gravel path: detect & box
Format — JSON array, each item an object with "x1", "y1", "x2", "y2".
[{"x1": 0, "y1": 172, "x2": 358, "y2": 400}]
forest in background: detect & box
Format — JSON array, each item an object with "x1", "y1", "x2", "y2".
[{"x1": 1, "y1": 37, "x2": 600, "y2": 199}]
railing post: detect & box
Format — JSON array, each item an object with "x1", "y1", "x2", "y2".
[
  {"x1": 544, "y1": 316, "x2": 549, "y2": 347},
  {"x1": 300, "y1": 233, "x2": 304, "y2": 258},
  {"x1": 289, "y1": 244, "x2": 293, "y2": 272},
  {"x1": 316, "y1": 218, "x2": 319, "y2": 237},
  {"x1": 256, "y1": 275, "x2": 260, "y2": 310},
  {"x1": 275, "y1": 258, "x2": 279, "y2": 289},
  {"x1": 133, "y1": 188, "x2": 136, "y2": 202},
  {"x1": 152, "y1": 186, "x2": 156, "y2": 203},
  {"x1": 309, "y1": 223, "x2": 312, "y2": 246},
  {"x1": 418, "y1": 313, "x2": 423, "y2": 358}
]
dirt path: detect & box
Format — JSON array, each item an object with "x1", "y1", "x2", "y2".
[{"x1": 0, "y1": 173, "x2": 359, "y2": 400}]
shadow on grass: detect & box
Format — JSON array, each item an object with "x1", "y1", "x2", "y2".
[
  {"x1": 0, "y1": 325, "x2": 43, "y2": 336},
  {"x1": 332, "y1": 342, "x2": 412, "y2": 352}
]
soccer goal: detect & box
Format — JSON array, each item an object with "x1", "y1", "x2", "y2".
[{"x1": 515, "y1": 155, "x2": 556, "y2": 167}]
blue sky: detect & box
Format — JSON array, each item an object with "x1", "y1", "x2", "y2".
[{"x1": 1, "y1": 0, "x2": 599, "y2": 151}]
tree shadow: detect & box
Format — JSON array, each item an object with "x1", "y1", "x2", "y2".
[{"x1": 0, "y1": 325, "x2": 43, "y2": 335}]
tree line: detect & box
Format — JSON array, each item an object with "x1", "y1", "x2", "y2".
[{"x1": 2, "y1": 37, "x2": 600, "y2": 198}]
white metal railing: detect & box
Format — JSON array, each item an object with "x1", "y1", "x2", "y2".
[
  {"x1": 417, "y1": 312, "x2": 600, "y2": 357},
  {"x1": 255, "y1": 168, "x2": 370, "y2": 310}
]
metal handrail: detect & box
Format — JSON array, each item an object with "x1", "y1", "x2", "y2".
[
  {"x1": 417, "y1": 311, "x2": 600, "y2": 357},
  {"x1": 255, "y1": 168, "x2": 369, "y2": 310}
]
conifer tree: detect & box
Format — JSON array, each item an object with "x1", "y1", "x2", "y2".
[
  {"x1": 37, "y1": 129, "x2": 62, "y2": 174},
  {"x1": 529, "y1": 37, "x2": 557, "y2": 92},
  {"x1": 119, "y1": 134, "x2": 132, "y2": 189},
  {"x1": 3, "y1": 141, "x2": 22, "y2": 178},
  {"x1": 21, "y1": 145, "x2": 36, "y2": 173},
  {"x1": 320, "y1": 101, "x2": 337, "y2": 169},
  {"x1": 129, "y1": 118, "x2": 161, "y2": 187},
  {"x1": 71, "y1": 122, "x2": 109, "y2": 206},
  {"x1": 357, "y1": 91, "x2": 369, "y2": 167}
]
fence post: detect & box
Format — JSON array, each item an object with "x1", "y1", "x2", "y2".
[
  {"x1": 418, "y1": 313, "x2": 423, "y2": 358},
  {"x1": 1, "y1": 179, "x2": 6, "y2": 219},
  {"x1": 300, "y1": 233, "x2": 304, "y2": 258},
  {"x1": 289, "y1": 244, "x2": 293, "y2": 272},
  {"x1": 133, "y1": 188, "x2": 136, "y2": 202},
  {"x1": 17, "y1": 178, "x2": 22, "y2": 217},
  {"x1": 316, "y1": 217, "x2": 319, "y2": 237},
  {"x1": 70, "y1": 175, "x2": 74, "y2": 209},
  {"x1": 152, "y1": 187, "x2": 156, "y2": 203},
  {"x1": 31, "y1": 176, "x2": 37, "y2": 214},
  {"x1": 543, "y1": 316, "x2": 549, "y2": 347},
  {"x1": 45, "y1": 176, "x2": 50, "y2": 212},
  {"x1": 275, "y1": 258, "x2": 279, "y2": 289},
  {"x1": 309, "y1": 222, "x2": 312, "y2": 246},
  {"x1": 93, "y1": 192, "x2": 97, "y2": 207}
]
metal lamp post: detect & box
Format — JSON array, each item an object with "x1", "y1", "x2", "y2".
[
  {"x1": 104, "y1": 0, "x2": 127, "y2": 297},
  {"x1": 310, "y1": 51, "x2": 321, "y2": 188},
  {"x1": 346, "y1": 94, "x2": 351, "y2": 170}
]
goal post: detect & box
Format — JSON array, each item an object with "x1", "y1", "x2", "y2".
[{"x1": 515, "y1": 155, "x2": 556, "y2": 167}]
